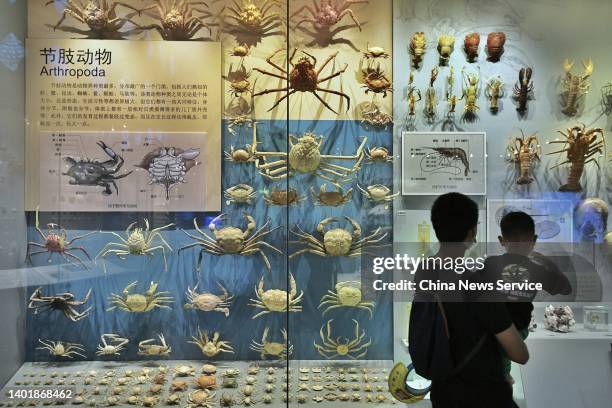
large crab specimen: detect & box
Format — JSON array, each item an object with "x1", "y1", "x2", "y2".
[
  {"x1": 249, "y1": 328, "x2": 292, "y2": 360},
  {"x1": 106, "y1": 281, "x2": 174, "y2": 313},
  {"x1": 184, "y1": 282, "x2": 234, "y2": 317},
  {"x1": 45, "y1": 0, "x2": 142, "y2": 39},
  {"x1": 318, "y1": 281, "x2": 375, "y2": 318},
  {"x1": 314, "y1": 319, "x2": 371, "y2": 359},
  {"x1": 63, "y1": 141, "x2": 133, "y2": 196},
  {"x1": 134, "y1": 0, "x2": 214, "y2": 40},
  {"x1": 249, "y1": 273, "x2": 303, "y2": 319},
  {"x1": 135, "y1": 147, "x2": 200, "y2": 200},
  {"x1": 138, "y1": 334, "x2": 172, "y2": 356},
  {"x1": 253, "y1": 48, "x2": 350, "y2": 114},
  {"x1": 178, "y1": 213, "x2": 281, "y2": 271},
  {"x1": 186, "y1": 390, "x2": 216, "y2": 408},
  {"x1": 253, "y1": 124, "x2": 367, "y2": 187},
  {"x1": 221, "y1": 0, "x2": 284, "y2": 46},
  {"x1": 28, "y1": 287, "x2": 93, "y2": 322},
  {"x1": 289, "y1": 216, "x2": 388, "y2": 259},
  {"x1": 27, "y1": 207, "x2": 94, "y2": 269},
  {"x1": 188, "y1": 328, "x2": 234, "y2": 358},
  {"x1": 37, "y1": 339, "x2": 86, "y2": 359},
  {"x1": 96, "y1": 219, "x2": 174, "y2": 273},
  {"x1": 96, "y1": 333, "x2": 129, "y2": 356}
]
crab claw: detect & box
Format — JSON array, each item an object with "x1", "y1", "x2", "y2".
[
  {"x1": 345, "y1": 216, "x2": 362, "y2": 240},
  {"x1": 563, "y1": 59, "x2": 574, "y2": 73},
  {"x1": 96, "y1": 141, "x2": 117, "y2": 159},
  {"x1": 209, "y1": 214, "x2": 227, "y2": 232},
  {"x1": 256, "y1": 275, "x2": 265, "y2": 297},
  {"x1": 243, "y1": 212, "x2": 256, "y2": 237},
  {"x1": 316, "y1": 217, "x2": 337, "y2": 235},
  {"x1": 582, "y1": 58, "x2": 593, "y2": 77}
]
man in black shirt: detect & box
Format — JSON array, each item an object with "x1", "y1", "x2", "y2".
[{"x1": 412, "y1": 193, "x2": 529, "y2": 408}]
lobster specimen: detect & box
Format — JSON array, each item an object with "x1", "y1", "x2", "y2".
[
  {"x1": 437, "y1": 34, "x2": 455, "y2": 66},
  {"x1": 506, "y1": 131, "x2": 541, "y2": 185},
  {"x1": 445, "y1": 66, "x2": 457, "y2": 114},
  {"x1": 409, "y1": 31, "x2": 426, "y2": 68},
  {"x1": 424, "y1": 67, "x2": 438, "y2": 121},
  {"x1": 463, "y1": 32, "x2": 480, "y2": 62},
  {"x1": 460, "y1": 68, "x2": 479, "y2": 120},
  {"x1": 407, "y1": 70, "x2": 421, "y2": 116},
  {"x1": 561, "y1": 58, "x2": 593, "y2": 116},
  {"x1": 423, "y1": 147, "x2": 470, "y2": 176},
  {"x1": 514, "y1": 67, "x2": 534, "y2": 115},
  {"x1": 253, "y1": 48, "x2": 350, "y2": 114},
  {"x1": 602, "y1": 82, "x2": 612, "y2": 115},
  {"x1": 486, "y1": 32, "x2": 506, "y2": 62},
  {"x1": 485, "y1": 76, "x2": 504, "y2": 113},
  {"x1": 547, "y1": 124, "x2": 605, "y2": 192}
]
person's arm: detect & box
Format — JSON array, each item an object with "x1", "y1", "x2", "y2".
[
  {"x1": 531, "y1": 252, "x2": 572, "y2": 295},
  {"x1": 494, "y1": 324, "x2": 530, "y2": 364}
]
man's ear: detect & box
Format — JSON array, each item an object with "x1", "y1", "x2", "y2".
[
  {"x1": 465, "y1": 226, "x2": 477, "y2": 243},
  {"x1": 498, "y1": 235, "x2": 504, "y2": 245}
]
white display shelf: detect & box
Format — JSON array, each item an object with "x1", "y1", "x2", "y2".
[{"x1": 528, "y1": 325, "x2": 612, "y2": 340}]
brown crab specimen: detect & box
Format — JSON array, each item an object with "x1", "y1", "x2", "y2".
[
  {"x1": 188, "y1": 328, "x2": 234, "y2": 358},
  {"x1": 184, "y1": 282, "x2": 234, "y2": 317},
  {"x1": 362, "y1": 65, "x2": 392, "y2": 97},
  {"x1": 310, "y1": 183, "x2": 353, "y2": 206},
  {"x1": 28, "y1": 287, "x2": 93, "y2": 322},
  {"x1": 45, "y1": 0, "x2": 142, "y2": 39},
  {"x1": 253, "y1": 48, "x2": 350, "y2": 114},
  {"x1": 263, "y1": 187, "x2": 305, "y2": 206},
  {"x1": 134, "y1": 0, "x2": 214, "y2": 40}
]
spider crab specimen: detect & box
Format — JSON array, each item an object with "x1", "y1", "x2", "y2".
[
  {"x1": 27, "y1": 207, "x2": 94, "y2": 269},
  {"x1": 289, "y1": 216, "x2": 388, "y2": 259},
  {"x1": 188, "y1": 328, "x2": 234, "y2": 358},
  {"x1": 96, "y1": 334, "x2": 129, "y2": 356},
  {"x1": 310, "y1": 183, "x2": 353, "y2": 206},
  {"x1": 314, "y1": 319, "x2": 371, "y2": 359},
  {"x1": 290, "y1": 0, "x2": 369, "y2": 32},
  {"x1": 249, "y1": 273, "x2": 303, "y2": 319},
  {"x1": 138, "y1": 334, "x2": 172, "y2": 356},
  {"x1": 135, "y1": 0, "x2": 214, "y2": 40},
  {"x1": 184, "y1": 282, "x2": 234, "y2": 317},
  {"x1": 253, "y1": 125, "x2": 367, "y2": 187},
  {"x1": 222, "y1": 0, "x2": 284, "y2": 44},
  {"x1": 178, "y1": 213, "x2": 281, "y2": 271},
  {"x1": 249, "y1": 328, "x2": 293, "y2": 359},
  {"x1": 96, "y1": 219, "x2": 174, "y2": 273},
  {"x1": 318, "y1": 281, "x2": 375, "y2": 318},
  {"x1": 547, "y1": 124, "x2": 605, "y2": 192},
  {"x1": 106, "y1": 281, "x2": 174, "y2": 313},
  {"x1": 45, "y1": 0, "x2": 142, "y2": 39},
  {"x1": 28, "y1": 287, "x2": 93, "y2": 322},
  {"x1": 37, "y1": 339, "x2": 86, "y2": 359},
  {"x1": 253, "y1": 48, "x2": 350, "y2": 114}
]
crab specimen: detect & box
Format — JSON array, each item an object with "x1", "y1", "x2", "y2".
[
  {"x1": 223, "y1": 62, "x2": 253, "y2": 99},
  {"x1": 142, "y1": 396, "x2": 159, "y2": 407},
  {"x1": 28, "y1": 286, "x2": 93, "y2": 322},
  {"x1": 253, "y1": 48, "x2": 350, "y2": 114},
  {"x1": 174, "y1": 365, "x2": 196, "y2": 377},
  {"x1": 138, "y1": 334, "x2": 172, "y2": 356},
  {"x1": 135, "y1": 147, "x2": 200, "y2": 200},
  {"x1": 362, "y1": 43, "x2": 389, "y2": 61},
  {"x1": 44, "y1": 0, "x2": 142, "y2": 39},
  {"x1": 222, "y1": 0, "x2": 283, "y2": 43},
  {"x1": 319, "y1": 281, "x2": 375, "y2": 318},
  {"x1": 186, "y1": 390, "x2": 215, "y2": 408},
  {"x1": 357, "y1": 184, "x2": 399, "y2": 203},
  {"x1": 134, "y1": 0, "x2": 214, "y2": 40},
  {"x1": 360, "y1": 104, "x2": 393, "y2": 129},
  {"x1": 249, "y1": 273, "x2": 303, "y2": 318},
  {"x1": 64, "y1": 141, "x2": 133, "y2": 195},
  {"x1": 224, "y1": 183, "x2": 257, "y2": 204},
  {"x1": 194, "y1": 375, "x2": 217, "y2": 390},
  {"x1": 166, "y1": 393, "x2": 182, "y2": 405},
  {"x1": 263, "y1": 187, "x2": 305, "y2": 206},
  {"x1": 314, "y1": 319, "x2": 371, "y2": 359},
  {"x1": 290, "y1": 0, "x2": 369, "y2": 32},
  {"x1": 253, "y1": 124, "x2": 367, "y2": 187},
  {"x1": 220, "y1": 393, "x2": 236, "y2": 407},
  {"x1": 188, "y1": 328, "x2": 234, "y2": 358},
  {"x1": 361, "y1": 65, "x2": 392, "y2": 97},
  {"x1": 37, "y1": 339, "x2": 86, "y2": 359},
  {"x1": 289, "y1": 216, "x2": 388, "y2": 259},
  {"x1": 228, "y1": 44, "x2": 251, "y2": 59},
  {"x1": 96, "y1": 334, "x2": 129, "y2": 356},
  {"x1": 27, "y1": 206, "x2": 94, "y2": 269},
  {"x1": 365, "y1": 146, "x2": 392, "y2": 163},
  {"x1": 184, "y1": 282, "x2": 233, "y2": 317},
  {"x1": 179, "y1": 213, "x2": 281, "y2": 271},
  {"x1": 107, "y1": 281, "x2": 174, "y2": 313},
  {"x1": 249, "y1": 327, "x2": 293, "y2": 359},
  {"x1": 96, "y1": 219, "x2": 174, "y2": 273},
  {"x1": 310, "y1": 183, "x2": 353, "y2": 206},
  {"x1": 224, "y1": 144, "x2": 257, "y2": 163}
]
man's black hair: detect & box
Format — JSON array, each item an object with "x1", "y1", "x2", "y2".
[
  {"x1": 430, "y1": 192, "x2": 479, "y2": 242},
  {"x1": 500, "y1": 211, "x2": 535, "y2": 239}
]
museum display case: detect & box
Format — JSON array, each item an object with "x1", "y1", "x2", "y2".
[{"x1": 0, "y1": 1, "x2": 611, "y2": 407}]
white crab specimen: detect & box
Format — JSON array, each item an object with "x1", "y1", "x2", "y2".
[
  {"x1": 314, "y1": 319, "x2": 371, "y2": 359},
  {"x1": 289, "y1": 216, "x2": 388, "y2": 259},
  {"x1": 224, "y1": 184, "x2": 257, "y2": 204},
  {"x1": 96, "y1": 219, "x2": 174, "y2": 273},
  {"x1": 37, "y1": 339, "x2": 86, "y2": 359},
  {"x1": 365, "y1": 146, "x2": 393, "y2": 163},
  {"x1": 184, "y1": 282, "x2": 233, "y2": 317},
  {"x1": 357, "y1": 184, "x2": 399, "y2": 202},
  {"x1": 319, "y1": 281, "x2": 375, "y2": 318},
  {"x1": 188, "y1": 328, "x2": 234, "y2": 358},
  {"x1": 186, "y1": 389, "x2": 215, "y2": 408},
  {"x1": 252, "y1": 124, "x2": 367, "y2": 187},
  {"x1": 179, "y1": 213, "x2": 281, "y2": 271},
  {"x1": 107, "y1": 281, "x2": 174, "y2": 313},
  {"x1": 96, "y1": 334, "x2": 129, "y2": 356},
  {"x1": 138, "y1": 334, "x2": 172, "y2": 357},
  {"x1": 249, "y1": 273, "x2": 303, "y2": 319},
  {"x1": 249, "y1": 328, "x2": 293, "y2": 360}
]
